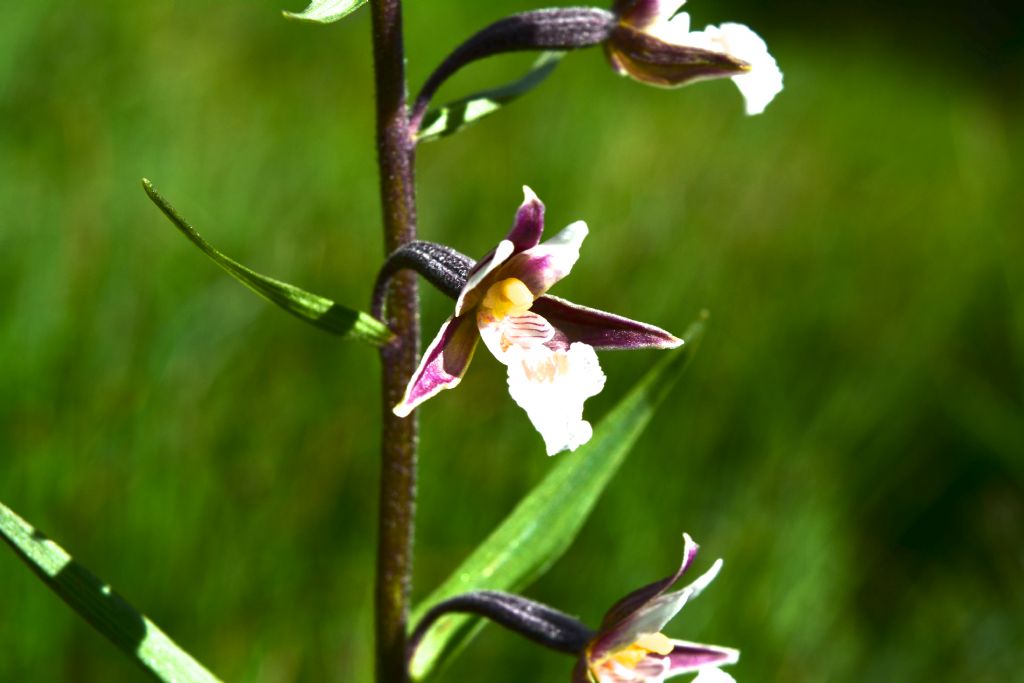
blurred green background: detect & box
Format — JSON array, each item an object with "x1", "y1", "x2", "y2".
[{"x1": 1, "y1": 1, "x2": 1021, "y2": 681}]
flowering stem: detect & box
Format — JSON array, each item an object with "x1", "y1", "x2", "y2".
[{"x1": 369, "y1": 1, "x2": 418, "y2": 682}]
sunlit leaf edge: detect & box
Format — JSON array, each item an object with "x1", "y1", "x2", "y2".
[
  {"x1": 142, "y1": 179, "x2": 393, "y2": 346},
  {"x1": 282, "y1": 0, "x2": 366, "y2": 24},
  {"x1": 0, "y1": 500, "x2": 223, "y2": 683},
  {"x1": 417, "y1": 51, "x2": 565, "y2": 143},
  {"x1": 409, "y1": 314, "x2": 707, "y2": 679}
]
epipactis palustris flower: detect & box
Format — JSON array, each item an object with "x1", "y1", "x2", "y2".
[
  {"x1": 607, "y1": 0, "x2": 783, "y2": 115},
  {"x1": 576, "y1": 534, "x2": 739, "y2": 682},
  {"x1": 392, "y1": 187, "x2": 682, "y2": 455}
]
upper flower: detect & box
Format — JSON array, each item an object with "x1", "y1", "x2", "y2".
[
  {"x1": 576, "y1": 534, "x2": 739, "y2": 682},
  {"x1": 606, "y1": 0, "x2": 783, "y2": 115},
  {"x1": 393, "y1": 187, "x2": 682, "y2": 455}
]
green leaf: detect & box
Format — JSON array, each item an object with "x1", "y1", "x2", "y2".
[
  {"x1": 417, "y1": 51, "x2": 565, "y2": 143},
  {"x1": 282, "y1": 0, "x2": 366, "y2": 24},
  {"x1": 142, "y1": 179, "x2": 393, "y2": 347},
  {"x1": 409, "y1": 315, "x2": 707, "y2": 679},
  {"x1": 0, "y1": 500, "x2": 222, "y2": 683}
]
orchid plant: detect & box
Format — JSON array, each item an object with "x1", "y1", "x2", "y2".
[{"x1": 0, "y1": 1, "x2": 782, "y2": 681}]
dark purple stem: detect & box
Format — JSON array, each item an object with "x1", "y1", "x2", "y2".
[
  {"x1": 370, "y1": 1, "x2": 419, "y2": 682},
  {"x1": 407, "y1": 591, "x2": 594, "y2": 662}
]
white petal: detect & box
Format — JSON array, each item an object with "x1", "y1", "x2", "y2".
[
  {"x1": 628, "y1": 0, "x2": 689, "y2": 31},
  {"x1": 455, "y1": 239, "x2": 515, "y2": 316},
  {"x1": 646, "y1": 10, "x2": 692, "y2": 43},
  {"x1": 543, "y1": 219, "x2": 589, "y2": 251},
  {"x1": 683, "y1": 558, "x2": 723, "y2": 599},
  {"x1": 691, "y1": 668, "x2": 736, "y2": 683},
  {"x1": 522, "y1": 184, "x2": 539, "y2": 205},
  {"x1": 502, "y1": 220, "x2": 589, "y2": 297},
  {"x1": 688, "y1": 23, "x2": 783, "y2": 115},
  {"x1": 652, "y1": 0, "x2": 689, "y2": 25},
  {"x1": 505, "y1": 342, "x2": 606, "y2": 456}
]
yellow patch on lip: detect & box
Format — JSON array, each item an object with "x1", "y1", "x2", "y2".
[
  {"x1": 480, "y1": 277, "x2": 534, "y2": 320},
  {"x1": 596, "y1": 631, "x2": 675, "y2": 674},
  {"x1": 633, "y1": 632, "x2": 674, "y2": 655},
  {"x1": 609, "y1": 644, "x2": 649, "y2": 669}
]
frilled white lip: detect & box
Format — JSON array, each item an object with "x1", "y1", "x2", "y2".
[
  {"x1": 615, "y1": 0, "x2": 783, "y2": 115},
  {"x1": 393, "y1": 186, "x2": 682, "y2": 455},
  {"x1": 502, "y1": 342, "x2": 606, "y2": 455}
]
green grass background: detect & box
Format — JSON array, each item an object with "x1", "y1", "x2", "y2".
[{"x1": 1, "y1": 1, "x2": 1021, "y2": 681}]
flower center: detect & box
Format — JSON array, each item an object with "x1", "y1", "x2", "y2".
[{"x1": 481, "y1": 277, "x2": 534, "y2": 320}]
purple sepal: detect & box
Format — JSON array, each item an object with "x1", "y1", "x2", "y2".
[
  {"x1": 606, "y1": 25, "x2": 750, "y2": 88},
  {"x1": 393, "y1": 313, "x2": 479, "y2": 417},
  {"x1": 533, "y1": 295, "x2": 682, "y2": 350},
  {"x1": 465, "y1": 187, "x2": 545, "y2": 283},
  {"x1": 613, "y1": 0, "x2": 668, "y2": 27},
  {"x1": 508, "y1": 187, "x2": 545, "y2": 253},
  {"x1": 665, "y1": 642, "x2": 740, "y2": 674}
]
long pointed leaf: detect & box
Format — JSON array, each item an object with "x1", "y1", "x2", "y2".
[
  {"x1": 0, "y1": 500, "x2": 222, "y2": 683},
  {"x1": 409, "y1": 314, "x2": 707, "y2": 679},
  {"x1": 142, "y1": 179, "x2": 393, "y2": 346},
  {"x1": 282, "y1": 0, "x2": 365, "y2": 24},
  {"x1": 417, "y1": 52, "x2": 565, "y2": 143}
]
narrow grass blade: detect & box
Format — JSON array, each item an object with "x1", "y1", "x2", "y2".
[
  {"x1": 0, "y1": 500, "x2": 222, "y2": 683},
  {"x1": 409, "y1": 314, "x2": 707, "y2": 679},
  {"x1": 282, "y1": 0, "x2": 365, "y2": 24},
  {"x1": 417, "y1": 52, "x2": 564, "y2": 143},
  {"x1": 142, "y1": 179, "x2": 393, "y2": 346}
]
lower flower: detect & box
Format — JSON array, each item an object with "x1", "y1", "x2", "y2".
[
  {"x1": 406, "y1": 534, "x2": 737, "y2": 683},
  {"x1": 577, "y1": 533, "x2": 738, "y2": 682}
]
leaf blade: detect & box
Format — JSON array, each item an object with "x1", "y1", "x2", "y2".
[
  {"x1": 142, "y1": 179, "x2": 393, "y2": 346},
  {"x1": 417, "y1": 52, "x2": 565, "y2": 143},
  {"x1": 409, "y1": 315, "x2": 707, "y2": 679},
  {"x1": 282, "y1": 0, "x2": 366, "y2": 24},
  {"x1": 0, "y1": 500, "x2": 223, "y2": 683}
]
